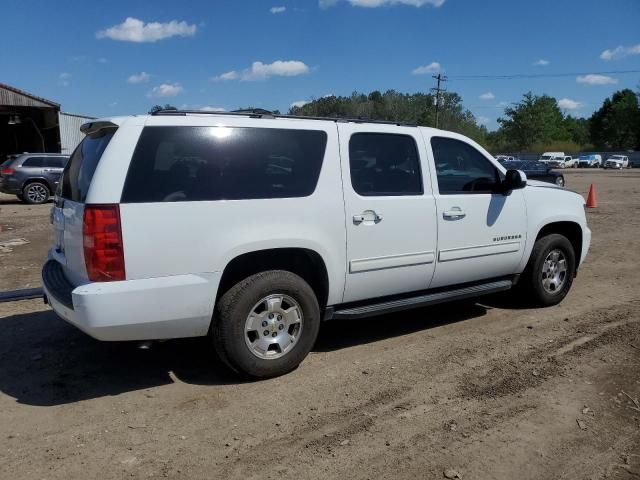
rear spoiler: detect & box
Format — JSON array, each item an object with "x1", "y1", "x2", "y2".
[{"x1": 80, "y1": 121, "x2": 118, "y2": 135}]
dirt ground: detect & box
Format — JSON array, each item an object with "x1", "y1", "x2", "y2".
[{"x1": 0, "y1": 170, "x2": 639, "y2": 480}]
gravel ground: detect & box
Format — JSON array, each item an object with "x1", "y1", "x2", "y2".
[{"x1": 0, "y1": 169, "x2": 639, "y2": 479}]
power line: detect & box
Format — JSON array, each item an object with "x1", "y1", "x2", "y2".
[
  {"x1": 446, "y1": 69, "x2": 640, "y2": 81},
  {"x1": 430, "y1": 73, "x2": 447, "y2": 128}
]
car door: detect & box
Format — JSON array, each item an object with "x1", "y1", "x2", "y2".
[
  {"x1": 43, "y1": 157, "x2": 66, "y2": 190},
  {"x1": 425, "y1": 133, "x2": 527, "y2": 289},
  {"x1": 338, "y1": 124, "x2": 437, "y2": 303}
]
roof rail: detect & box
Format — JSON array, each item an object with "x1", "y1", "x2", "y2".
[{"x1": 150, "y1": 108, "x2": 416, "y2": 127}]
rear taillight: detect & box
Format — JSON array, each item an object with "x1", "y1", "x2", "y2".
[
  {"x1": 83, "y1": 204, "x2": 126, "y2": 282},
  {"x1": 1, "y1": 167, "x2": 15, "y2": 175}
]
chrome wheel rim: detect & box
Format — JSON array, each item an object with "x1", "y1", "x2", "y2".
[
  {"x1": 244, "y1": 294, "x2": 303, "y2": 360},
  {"x1": 26, "y1": 184, "x2": 47, "y2": 203},
  {"x1": 541, "y1": 249, "x2": 568, "y2": 294}
]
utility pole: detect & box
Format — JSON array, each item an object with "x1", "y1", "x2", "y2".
[{"x1": 430, "y1": 73, "x2": 447, "y2": 128}]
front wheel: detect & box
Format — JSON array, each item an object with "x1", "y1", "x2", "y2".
[
  {"x1": 518, "y1": 234, "x2": 576, "y2": 307},
  {"x1": 212, "y1": 270, "x2": 320, "y2": 378}
]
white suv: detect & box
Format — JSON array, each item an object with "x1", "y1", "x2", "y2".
[{"x1": 43, "y1": 110, "x2": 591, "y2": 378}]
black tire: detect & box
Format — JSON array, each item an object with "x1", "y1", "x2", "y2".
[
  {"x1": 212, "y1": 270, "x2": 320, "y2": 378},
  {"x1": 22, "y1": 182, "x2": 50, "y2": 204},
  {"x1": 518, "y1": 233, "x2": 576, "y2": 307}
]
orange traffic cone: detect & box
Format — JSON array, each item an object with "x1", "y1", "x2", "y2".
[{"x1": 586, "y1": 184, "x2": 597, "y2": 208}]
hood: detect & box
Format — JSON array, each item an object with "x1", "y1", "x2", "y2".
[{"x1": 526, "y1": 179, "x2": 564, "y2": 190}]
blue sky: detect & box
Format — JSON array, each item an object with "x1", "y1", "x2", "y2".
[{"x1": 2, "y1": 0, "x2": 639, "y2": 130}]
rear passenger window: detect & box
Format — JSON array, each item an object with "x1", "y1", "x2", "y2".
[
  {"x1": 121, "y1": 127, "x2": 328, "y2": 203},
  {"x1": 348, "y1": 133, "x2": 422, "y2": 196},
  {"x1": 22, "y1": 157, "x2": 45, "y2": 167}
]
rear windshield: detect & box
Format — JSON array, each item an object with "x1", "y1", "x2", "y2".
[
  {"x1": 121, "y1": 126, "x2": 328, "y2": 203},
  {"x1": 61, "y1": 128, "x2": 116, "y2": 202}
]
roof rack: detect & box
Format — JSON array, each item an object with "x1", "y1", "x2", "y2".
[{"x1": 150, "y1": 108, "x2": 416, "y2": 127}]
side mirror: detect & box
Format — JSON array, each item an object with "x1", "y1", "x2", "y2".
[{"x1": 502, "y1": 169, "x2": 527, "y2": 192}]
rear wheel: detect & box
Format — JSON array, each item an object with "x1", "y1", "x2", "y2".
[
  {"x1": 518, "y1": 233, "x2": 575, "y2": 307},
  {"x1": 212, "y1": 270, "x2": 320, "y2": 378},
  {"x1": 22, "y1": 182, "x2": 49, "y2": 204}
]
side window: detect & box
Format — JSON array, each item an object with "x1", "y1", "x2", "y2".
[
  {"x1": 121, "y1": 127, "x2": 327, "y2": 203},
  {"x1": 43, "y1": 157, "x2": 64, "y2": 168},
  {"x1": 22, "y1": 157, "x2": 45, "y2": 167},
  {"x1": 348, "y1": 133, "x2": 422, "y2": 196},
  {"x1": 431, "y1": 137, "x2": 501, "y2": 194}
]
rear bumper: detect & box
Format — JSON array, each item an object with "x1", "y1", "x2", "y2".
[
  {"x1": 0, "y1": 177, "x2": 21, "y2": 194},
  {"x1": 42, "y1": 260, "x2": 218, "y2": 341}
]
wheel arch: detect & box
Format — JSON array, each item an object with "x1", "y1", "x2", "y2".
[
  {"x1": 215, "y1": 247, "x2": 330, "y2": 311},
  {"x1": 534, "y1": 221, "x2": 583, "y2": 272},
  {"x1": 22, "y1": 177, "x2": 53, "y2": 193}
]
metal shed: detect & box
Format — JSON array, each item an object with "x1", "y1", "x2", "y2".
[
  {"x1": 0, "y1": 83, "x2": 61, "y2": 161},
  {"x1": 59, "y1": 112, "x2": 96, "y2": 154}
]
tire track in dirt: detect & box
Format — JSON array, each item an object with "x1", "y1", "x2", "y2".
[{"x1": 459, "y1": 299, "x2": 640, "y2": 400}]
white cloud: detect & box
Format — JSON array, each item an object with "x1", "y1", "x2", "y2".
[
  {"x1": 322, "y1": 0, "x2": 445, "y2": 7},
  {"x1": 199, "y1": 106, "x2": 226, "y2": 112},
  {"x1": 127, "y1": 72, "x2": 151, "y2": 84},
  {"x1": 576, "y1": 74, "x2": 618, "y2": 85},
  {"x1": 479, "y1": 91, "x2": 495, "y2": 100},
  {"x1": 497, "y1": 101, "x2": 509, "y2": 107},
  {"x1": 411, "y1": 62, "x2": 441, "y2": 75},
  {"x1": 477, "y1": 116, "x2": 490, "y2": 125},
  {"x1": 533, "y1": 59, "x2": 549, "y2": 66},
  {"x1": 179, "y1": 104, "x2": 226, "y2": 112},
  {"x1": 58, "y1": 73, "x2": 71, "y2": 87},
  {"x1": 600, "y1": 44, "x2": 640, "y2": 61},
  {"x1": 270, "y1": 6, "x2": 286, "y2": 13},
  {"x1": 213, "y1": 60, "x2": 310, "y2": 81},
  {"x1": 558, "y1": 98, "x2": 582, "y2": 110},
  {"x1": 97, "y1": 17, "x2": 197, "y2": 43},
  {"x1": 291, "y1": 100, "x2": 311, "y2": 108},
  {"x1": 147, "y1": 83, "x2": 184, "y2": 98},
  {"x1": 98, "y1": 57, "x2": 108, "y2": 64}
]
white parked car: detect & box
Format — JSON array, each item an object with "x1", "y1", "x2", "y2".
[
  {"x1": 42, "y1": 110, "x2": 591, "y2": 378},
  {"x1": 604, "y1": 155, "x2": 630, "y2": 169},
  {"x1": 546, "y1": 156, "x2": 577, "y2": 169},
  {"x1": 539, "y1": 152, "x2": 565, "y2": 164},
  {"x1": 578, "y1": 154, "x2": 602, "y2": 168}
]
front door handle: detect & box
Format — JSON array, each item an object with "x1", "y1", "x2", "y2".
[
  {"x1": 353, "y1": 210, "x2": 383, "y2": 225},
  {"x1": 443, "y1": 208, "x2": 466, "y2": 220}
]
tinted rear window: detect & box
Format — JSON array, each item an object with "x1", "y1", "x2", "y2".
[
  {"x1": 121, "y1": 126, "x2": 328, "y2": 203},
  {"x1": 22, "y1": 157, "x2": 46, "y2": 167},
  {"x1": 62, "y1": 128, "x2": 116, "y2": 202}
]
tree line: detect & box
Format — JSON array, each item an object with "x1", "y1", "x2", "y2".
[{"x1": 149, "y1": 84, "x2": 640, "y2": 153}]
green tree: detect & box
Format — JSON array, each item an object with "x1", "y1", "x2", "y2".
[
  {"x1": 590, "y1": 89, "x2": 640, "y2": 150},
  {"x1": 288, "y1": 89, "x2": 487, "y2": 145},
  {"x1": 496, "y1": 92, "x2": 570, "y2": 151},
  {"x1": 564, "y1": 115, "x2": 590, "y2": 147},
  {"x1": 149, "y1": 104, "x2": 177, "y2": 114}
]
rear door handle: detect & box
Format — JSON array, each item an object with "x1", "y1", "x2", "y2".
[
  {"x1": 443, "y1": 208, "x2": 466, "y2": 219},
  {"x1": 353, "y1": 210, "x2": 383, "y2": 225}
]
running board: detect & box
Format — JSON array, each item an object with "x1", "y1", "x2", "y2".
[{"x1": 330, "y1": 280, "x2": 513, "y2": 320}]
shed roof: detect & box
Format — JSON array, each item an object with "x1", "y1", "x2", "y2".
[{"x1": 0, "y1": 83, "x2": 60, "y2": 109}]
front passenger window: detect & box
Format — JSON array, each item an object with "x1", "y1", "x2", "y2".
[{"x1": 431, "y1": 137, "x2": 500, "y2": 194}]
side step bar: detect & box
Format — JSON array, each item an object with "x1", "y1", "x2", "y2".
[{"x1": 329, "y1": 280, "x2": 513, "y2": 320}]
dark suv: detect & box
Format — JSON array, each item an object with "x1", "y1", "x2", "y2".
[{"x1": 0, "y1": 153, "x2": 69, "y2": 204}]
